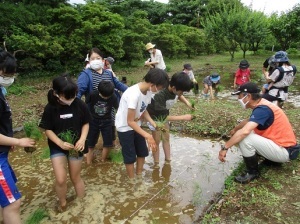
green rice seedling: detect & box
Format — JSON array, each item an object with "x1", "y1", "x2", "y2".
[
  {"x1": 23, "y1": 120, "x2": 42, "y2": 153},
  {"x1": 189, "y1": 99, "x2": 196, "y2": 115},
  {"x1": 25, "y1": 208, "x2": 49, "y2": 224},
  {"x1": 40, "y1": 147, "x2": 50, "y2": 160},
  {"x1": 58, "y1": 130, "x2": 79, "y2": 158},
  {"x1": 155, "y1": 115, "x2": 168, "y2": 132},
  {"x1": 108, "y1": 149, "x2": 123, "y2": 164}
]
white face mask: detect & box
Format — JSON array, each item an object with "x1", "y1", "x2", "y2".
[
  {"x1": 90, "y1": 59, "x2": 104, "y2": 71},
  {"x1": 238, "y1": 94, "x2": 249, "y2": 109},
  {"x1": 148, "y1": 85, "x2": 159, "y2": 95},
  {"x1": 55, "y1": 94, "x2": 75, "y2": 106},
  {"x1": 0, "y1": 76, "x2": 14, "y2": 87},
  {"x1": 60, "y1": 98, "x2": 74, "y2": 106}
]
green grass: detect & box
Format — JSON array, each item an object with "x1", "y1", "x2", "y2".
[
  {"x1": 25, "y1": 208, "x2": 49, "y2": 224},
  {"x1": 108, "y1": 149, "x2": 123, "y2": 164},
  {"x1": 8, "y1": 83, "x2": 37, "y2": 96}
]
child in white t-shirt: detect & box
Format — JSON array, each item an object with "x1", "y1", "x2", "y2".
[{"x1": 115, "y1": 68, "x2": 169, "y2": 179}]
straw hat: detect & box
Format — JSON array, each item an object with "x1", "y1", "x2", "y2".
[{"x1": 145, "y1": 43, "x2": 155, "y2": 50}]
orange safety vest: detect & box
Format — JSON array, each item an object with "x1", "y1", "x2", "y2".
[{"x1": 254, "y1": 99, "x2": 296, "y2": 147}]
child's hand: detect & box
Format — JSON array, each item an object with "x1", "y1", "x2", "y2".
[
  {"x1": 60, "y1": 141, "x2": 74, "y2": 151},
  {"x1": 145, "y1": 134, "x2": 157, "y2": 152},
  {"x1": 18, "y1": 138, "x2": 36, "y2": 148},
  {"x1": 182, "y1": 114, "x2": 193, "y2": 121},
  {"x1": 75, "y1": 139, "x2": 85, "y2": 152}
]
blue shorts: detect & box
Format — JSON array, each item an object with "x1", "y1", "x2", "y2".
[
  {"x1": 88, "y1": 119, "x2": 113, "y2": 148},
  {"x1": 118, "y1": 130, "x2": 149, "y2": 164},
  {"x1": 0, "y1": 152, "x2": 21, "y2": 208},
  {"x1": 50, "y1": 147, "x2": 84, "y2": 160}
]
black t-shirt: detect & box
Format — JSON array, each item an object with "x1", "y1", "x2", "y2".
[
  {"x1": 39, "y1": 98, "x2": 91, "y2": 150},
  {"x1": 0, "y1": 89, "x2": 13, "y2": 152},
  {"x1": 86, "y1": 90, "x2": 118, "y2": 120},
  {"x1": 147, "y1": 88, "x2": 177, "y2": 120}
]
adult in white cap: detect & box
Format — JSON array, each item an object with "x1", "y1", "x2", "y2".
[
  {"x1": 144, "y1": 42, "x2": 166, "y2": 70},
  {"x1": 219, "y1": 82, "x2": 299, "y2": 184}
]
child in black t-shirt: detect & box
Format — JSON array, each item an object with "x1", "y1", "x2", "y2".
[
  {"x1": 85, "y1": 80, "x2": 119, "y2": 164},
  {"x1": 0, "y1": 49, "x2": 36, "y2": 223},
  {"x1": 147, "y1": 72, "x2": 194, "y2": 166},
  {"x1": 39, "y1": 75, "x2": 91, "y2": 211}
]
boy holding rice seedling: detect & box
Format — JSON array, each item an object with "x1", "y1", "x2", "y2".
[{"x1": 146, "y1": 72, "x2": 194, "y2": 167}]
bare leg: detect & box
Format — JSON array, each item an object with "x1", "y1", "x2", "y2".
[
  {"x1": 152, "y1": 130, "x2": 161, "y2": 163},
  {"x1": 125, "y1": 163, "x2": 135, "y2": 179},
  {"x1": 161, "y1": 128, "x2": 171, "y2": 161},
  {"x1": 69, "y1": 159, "x2": 85, "y2": 198},
  {"x1": 51, "y1": 156, "x2": 68, "y2": 208},
  {"x1": 203, "y1": 84, "x2": 209, "y2": 94},
  {"x1": 136, "y1": 157, "x2": 145, "y2": 175},
  {"x1": 0, "y1": 207, "x2": 2, "y2": 223},
  {"x1": 101, "y1": 147, "x2": 110, "y2": 162},
  {"x1": 86, "y1": 148, "x2": 94, "y2": 165},
  {"x1": 2, "y1": 199, "x2": 21, "y2": 224}
]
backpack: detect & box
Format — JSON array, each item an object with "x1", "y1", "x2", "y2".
[{"x1": 274, "y1": 65, "x2": 297, "y2": 86}]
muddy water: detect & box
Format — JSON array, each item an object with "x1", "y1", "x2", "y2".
[{"x1": 10, "y1": 133, "x2": 241, "y2": 223}]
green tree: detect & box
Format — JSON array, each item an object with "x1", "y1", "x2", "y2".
[
  {"x1": 167, "y1": 0, "x2": 206, "y2": 26},
  {"x1": 175, "y1": 25, "x2": 206, "y2": 57},
  {"x1": 152, "y1": 23, "x2": 186, "y2": 58},
  {"x1": 269, "y1": 4, "x2": 300, "y2": 50},
  {"x1": 247, "y1": 11, "x2": 269, "y2": 53},
  {"x1": 203, "y1": 3, "x2": 241, "y2": 61},
  {"x1": 121, "y1": 10, "x2": 153, "y2": 64}
]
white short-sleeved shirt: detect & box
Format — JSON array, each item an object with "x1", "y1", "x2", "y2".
[
  {"x1": 150, "y1": 49, "x2": 166, "y2": 70},
  {"x1": 115, "y1": 84, "x2": 152, "y2": 132}
]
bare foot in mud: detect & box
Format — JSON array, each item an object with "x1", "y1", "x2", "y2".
[{"x1": 56, "y1": 202, "x2": 67, "y2": 213}]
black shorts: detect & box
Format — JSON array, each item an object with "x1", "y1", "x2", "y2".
[{"x1": 118, "y1": 130, "x2": 149, "y2": 164}]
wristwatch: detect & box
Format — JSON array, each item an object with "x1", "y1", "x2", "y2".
[{"x1": 221, "y1": 145, "x2": 228, "y2": 151}]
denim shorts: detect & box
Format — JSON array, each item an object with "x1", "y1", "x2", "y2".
[
  {"x1": 0, "y1": 152, "x2": 21, "y2": 207},
  {"x1": 50, "y1": 147, "x2": 84, "y2": 160},
  {"x1": 118, "y1": 130, "x2": 149, "y2": 164},
  {"x1": 88, "y1": 118, "x2": 113, "y2": 148}
]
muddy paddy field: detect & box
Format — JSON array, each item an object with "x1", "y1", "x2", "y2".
[{"x1": 12, "y1": 132, "x2": 241, "y2": 223}]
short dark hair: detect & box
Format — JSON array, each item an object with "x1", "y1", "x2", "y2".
[
  {"x1": 143, "y1": 68, "x2": 169, "y2": 88},
  {"x1": 170, "y1": 72, "x2": 193, "y2": 92},
  {"x1": 88, "y1": 47, "x2": 104, "y2": 59},
  {"x1": 0, "y1": 49, "x2": 17, "y2": 75},
  {"x1": 48, "y1": 74, "x2": 77, "y2": 103},
  {"x1": 98, "y1": 80, "x2": 114, "y2": 97}
]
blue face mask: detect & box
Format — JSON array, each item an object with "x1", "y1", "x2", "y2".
[{"x1": 1, "y1": 86, "x2": 7, "y2": 96}]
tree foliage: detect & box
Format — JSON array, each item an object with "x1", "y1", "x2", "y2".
[
  {"x1": 0, "y1": 0, "x2": 299, "y2": 74},
  {"x1": 269, "y1": 4, "x2": 300, "y2": 50}
]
